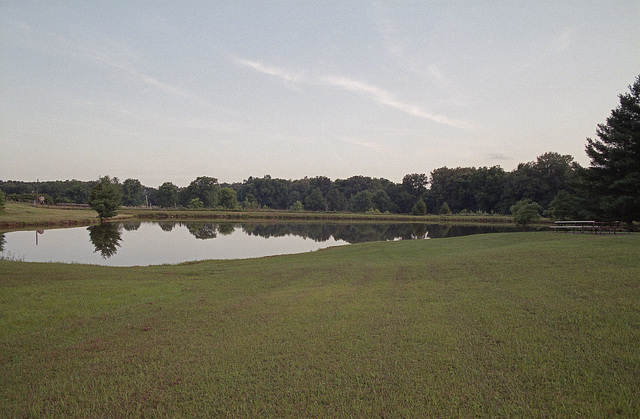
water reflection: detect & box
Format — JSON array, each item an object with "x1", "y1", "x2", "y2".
[
  {"x1": 187, "y1": 222, "x2": 218, "y2": 239},
  {"x1": 158, "y1": 221, "x2": 175, "y2": 232},
  {"x1": 173, "y1": 221, "x2": 513, "y2": 243},
  {"x1": 239, "y1": 223, "x2": 429, "y2": 243},
  {"x1": 87, "y1": 223, "x2": 123, "y2": 258},
  {"x1": 122, "y1": 222, "x2": 141, "y2": 231},
  {"x1": 1, "y1": 221, "x2": 522, "y2": 266},
  {"x1": 236, "y1": 222, "x2": 501, "y2": 243},
  {"x1": 84, "y1": 221, "x2": 516, "y2": 261}
]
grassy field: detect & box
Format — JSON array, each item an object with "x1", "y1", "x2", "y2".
[
  {"x1": 1, "y1": 232, "x2": 638, "y2": 417},
  {"x1": 0, "y1": 202, "x2": 126, "y2": 229}
]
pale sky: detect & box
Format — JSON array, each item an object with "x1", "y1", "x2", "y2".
[{"x1": 1, "y1": 1, "x2": 639, "y2": 187}]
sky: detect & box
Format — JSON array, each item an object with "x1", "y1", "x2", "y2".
[{"x1": 1, "y1": 1, "x2": 639, "y2": 188}]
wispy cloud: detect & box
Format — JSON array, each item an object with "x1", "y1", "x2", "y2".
[
  {"x1": 374, "y1": 8, "x2": 453, "y2": 91},
  {"x1": 338, "y1": 136, "x2": 384, "y2": 154},
  {"x1": 233, "y1": 57, "x2": 306, "y2": 85},
  {"x1": 234, "y1": 56, "x2": 472, "y2": 129},
  {"x1": 322, "y1": 75, "x2": 471, "y2": 129},
  {"x1": 551, "y1": 27, "x2": 574, "y2": 53},
  {"x1": 5, "y1": 19, "x2": 212, "y2": 107},
  {"x1": 487, "y1": 152, "x2": 511, "y2": 161}
]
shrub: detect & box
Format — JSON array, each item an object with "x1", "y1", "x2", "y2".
[
  {"x1": 547, "y1": 190, "x2": 578, "y2": 220},
  {"x1": 289, "y1": 200, "x2": 303, "y2": 212},
  {"x1": 510, "y1": 199, "x2": 543, "y2": 228},
  {"x1": 189, "y1": 198, "x2": 204, "y2": 210}
]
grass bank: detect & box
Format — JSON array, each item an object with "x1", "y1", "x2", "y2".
[
  {"x1": 0, "y1": 202, "x2": 131, "y2": 230},
  {"x1": 1, "y1": 232, "x2": 638, "y2": 416},
  {"x1": 126, "y1": 207, "x2": 518, "y2": 224}
]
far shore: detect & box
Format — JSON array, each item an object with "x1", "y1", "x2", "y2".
[{"x1": 0, "y1": 202, "x2": 531, "y2": 232}]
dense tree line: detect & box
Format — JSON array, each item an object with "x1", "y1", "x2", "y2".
[{"x1": 0, "y1": 151, "x2": 583, "y2": 218}]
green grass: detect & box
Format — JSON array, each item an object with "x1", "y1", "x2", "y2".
[
  {"x1": 1, "y1": 232, "x2": 639, "y2": 417},
  {"x1": 0, "y1": 202, "x2": 116, "y2": 229}
]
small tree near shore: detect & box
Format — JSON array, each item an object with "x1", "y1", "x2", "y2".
[
  {"x1": 189, "y1": 198, "x2": 204, "y2": 210},
  {"x1": 89, "y1": 176, "x2": 122, "y2": 222},
  {"x1": 290, "y1": 200, "x2": 304, "y2": 211},
  {"x1": 510, "y1": 199, "x2": 542, "y2": 228}
]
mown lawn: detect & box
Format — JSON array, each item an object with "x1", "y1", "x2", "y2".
[{"x1": 1, "y1": 232, "x2": 638, "y2": 417}]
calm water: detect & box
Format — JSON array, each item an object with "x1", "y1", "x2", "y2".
[{"x1": 0, "y1": 221, "x2": 519, "y2": 266}]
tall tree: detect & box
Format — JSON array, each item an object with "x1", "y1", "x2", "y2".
[
  {"x1": 238, "y1": 176, "x2": 290, "y2": 209},
  {"x1": 122, "y1": 178, "x2": 144, "y2": 207},
  {"x1": 402, "y1": 173, "x2": 428, "y2": 196},
  {"x1": 583, "y1": 75, "x2": 640, "y2": 226},
  {"x1": 372, "y1": 190, "x2": 393, "y2": 212},
  {"x1": 325, "y1": 188, "x2": 348, "y2": 211},
  {"x1": 155, "y1": 182, "x2": 179, "y2": 208},
  {"x1": 89, "y1": 176, "x2": 122, "y2": 222},
  {"x1": 184, "y1": 176, "x2": 219, "y2": 208},
  {"x1": 218, "y1": 187, "x2": 239, "y2": 210},
  {"x1": 501, "y1": 153, "x2": 576, "y2": 212},
  {"x1": 304, "y1": 188, "x2": 326, "y2": 211},
  {"x1": 349, "y1": 190, "x2": 374, "y2": 212}
]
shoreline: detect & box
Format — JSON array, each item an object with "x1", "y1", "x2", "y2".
[{"x1": 1, "y1": 202, "x2": 542, "y2": 232}]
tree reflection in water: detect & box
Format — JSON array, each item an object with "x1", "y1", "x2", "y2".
[
  {"x1": 174, "y1": 222, "x2": 513, "y2": 243},
  {"x1": 186, "y1": 222, "x2": 218, "y2": 239},
  {"x1": 121, "y1": 221, "x2": 141, "y2": 231},
  {"x1": 158, "y1": 222, "x2": 175, "y2": 232},
  {"x1": 87, "y1": 223, "x2": 123, "y2": 259},
  {"x1": 83, "y1": 221, "x2": 519, "y2": 260}
]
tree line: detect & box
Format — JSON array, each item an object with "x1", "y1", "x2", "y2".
[
  {"x1": 0, "y1": 151, "x2": 607, "y2": 220},
  {"x1": 0, "y1": 151, "x2": 580, "y2": 216},
  {"x1": 2, "y1": 75, "x2": 638, "y2": 226}
]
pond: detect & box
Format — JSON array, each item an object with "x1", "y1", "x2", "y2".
[{"x1": 0, "y1": 221, "x2": 521, "y2": 266}]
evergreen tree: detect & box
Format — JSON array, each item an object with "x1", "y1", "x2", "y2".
[
  {"x1": 411, "y1": 198, "x2": 427, "y2": 215},
  {"x1": 89, "y1": 176, "x2": 123, "y2": 222},
  {"x1": 583, "y1": 75, "x2": 640, "y2": 226},
  {"x1": 439, "y1": 202, "x2": 452, "y2": 215}
]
